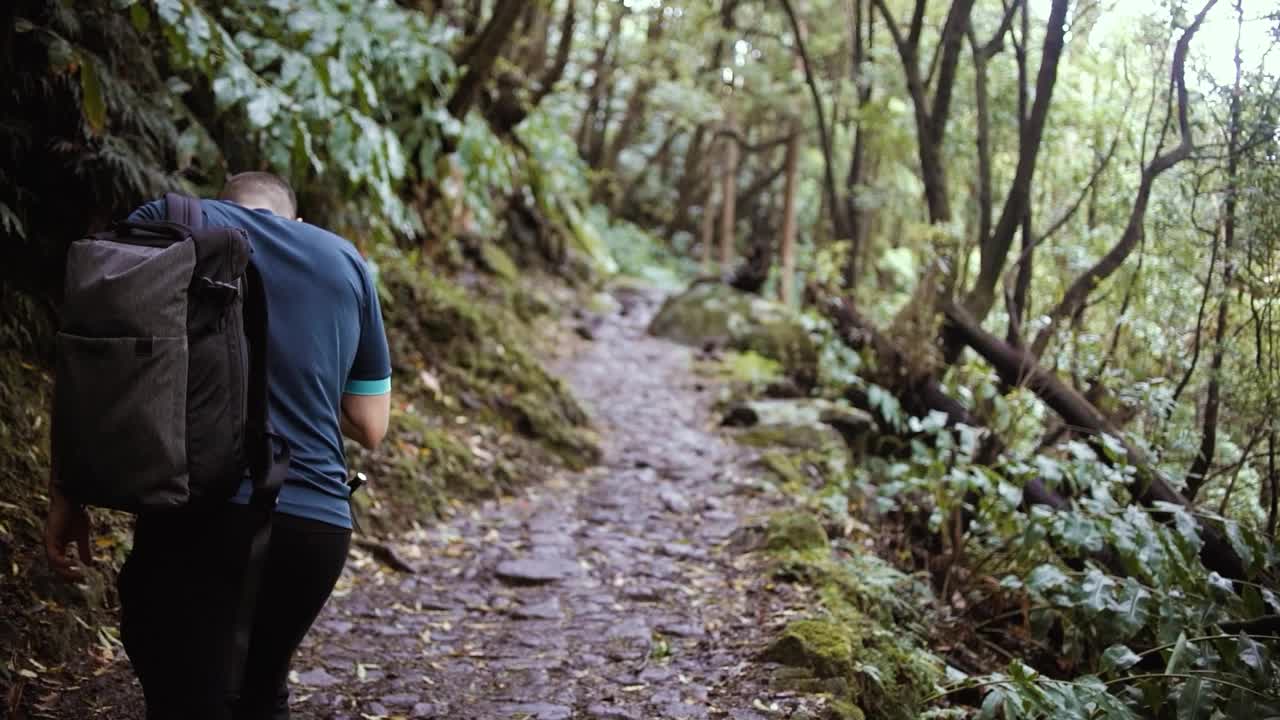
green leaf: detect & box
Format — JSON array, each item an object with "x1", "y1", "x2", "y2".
[
  {"x1": 0, "y1": 202, "x2": 26, "y2": 239},
  {"x1": 155, "y1": 0, "x2": 183, "y2": 23},
  {"x1": 1109, "y1": 577, "x2": 1152, "y2": 638},
  {"x1": 1176, "y1": 676, "x2": 1213, "y2": 720},
  {"x1": 1236, "y1": 633, "x2": 1265, "y2": 674},
  {"x1": 979, "y1": 687, "x2": 1007, "y2": 720},
  {"x1": 1224, "y1": 521, "x2": 1257, "y2": 571},
  {"x1": 1081, "y1": 569, "x2": 1115, "y2": 614},
  {"x1": 1026, "y1": 564, "x2": 1071, "y2": 595},
  {"x1": 79, "y1": 59, "x2": 107, "y2": 135},
  {"x1": 47, "y1": 35, "x2": 75, "y2": 71},
  {"x1": 130, "y1": 3, "x2": 151, "y2": 33},
  {"x1": 1099, "y1": 433, "x2": 1127, "y2": 463},
  {"x1": 1167, "y1": 632, "x2": 1190, "y2": 674},
  {"x1": 1101, "y1": 644, "x2": 1142, "y2": 673},
  {"x1": 246, "y1": 92, "x2": 277, "y2": 128}
]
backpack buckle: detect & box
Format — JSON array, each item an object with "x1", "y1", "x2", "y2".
[{"x1": 196, "y1": 276, "x2": 240, "y2": 305}]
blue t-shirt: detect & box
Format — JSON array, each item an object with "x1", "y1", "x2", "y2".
[{"x1": 129, "y1": 198, "x2": 391, "y2": 528}]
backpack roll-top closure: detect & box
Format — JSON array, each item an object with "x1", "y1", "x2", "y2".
[
  {"x1": 61, "y1": 237, "x2": 194, "y2": 338},
  {"x1": 56, "y1": 231, "x2": 197, "y2": 512}
]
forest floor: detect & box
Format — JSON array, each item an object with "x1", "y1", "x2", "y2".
[{"x1": 37, "y1": 287, "x2": 837, "y2": 720}]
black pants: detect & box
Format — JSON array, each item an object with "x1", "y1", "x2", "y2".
[{"x1": 118, "y1": 505, "x2": 351, "y2": 720}]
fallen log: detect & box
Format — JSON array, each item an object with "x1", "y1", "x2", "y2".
[
  {"x1": 822, "y1": 295, "x2": 1068, "y2": 512},
  {"x1": 941, "y1": 300, "x2": 1248, "y2": 581}
]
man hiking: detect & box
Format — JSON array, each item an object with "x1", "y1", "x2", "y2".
[{"x1": 44, "y1": 171, "x2": 392, "y2": 719}]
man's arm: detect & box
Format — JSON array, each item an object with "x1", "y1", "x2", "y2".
[
  {"x1": 342, "y1": 255, "x2": 392, "y2": 450},
  {"x1": 341, "y1": 392, "x2": 390, "y2": 450},
  {"x1": 44, "y1": 417, "x2": 92, "y2": 580}
]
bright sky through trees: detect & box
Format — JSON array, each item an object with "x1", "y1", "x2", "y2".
[{"x1": 1030, "y1": 0, "x2": 1278, "y2": 86}]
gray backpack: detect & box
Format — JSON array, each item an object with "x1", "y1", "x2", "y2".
[
  {"x1": 54, "y1": 193, "x2": 290, "y2": 686},
  {"x1": 53, "y1": 192, "x2": 288, "y2": 512}
]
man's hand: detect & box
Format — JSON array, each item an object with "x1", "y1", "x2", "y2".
[{"x1": 44, "y1": 489, "x2": 93, "y2": 581}]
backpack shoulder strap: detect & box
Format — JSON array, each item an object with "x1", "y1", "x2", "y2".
[
  {"x1": 227, "y1": 260, "x2": 289, "y2": 696},
  {"x1": 241, "y1": 260, "x2": 286, "y2": 503},
  {"x1": 164, "y1": 192, "x2": 204, "y2": 230}
]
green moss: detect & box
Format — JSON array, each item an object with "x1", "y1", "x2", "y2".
[
  {"x1": 759, "y1": 450, "x2": 811, "y2": 493},
  {"x1": 510, "y1": 393, "x2": 601, "y2": 469},
  {"x1": 827, "y1": 699, "x2": 866, "y2": 720},
  {"x1": 757, "y1": 496, "x2": 943, "y2": 720},
  {"x1": 765, "y1": 511, "x2": 830, "y2": 555},
  {"x1": 765, "y1": 619, "x2": 857, "y2": 678},
  {"x1": 561, "y1": 200, "x2": 619, "y2": 276},
  {"x1": 342, "y1": 250, "x2": 602, "y2": 532},
  {"x1": 735, "y1": 423, "x2": 842, "y2": 451},
  {"x1": 764, "y1": 609, "x2": 941, "y2": 720},
  {"x1": 478, "y1": 242, "x2": 520, "y2": 282}
]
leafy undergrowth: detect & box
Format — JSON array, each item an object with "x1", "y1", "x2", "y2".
[
  {"x1": 708, "y1": 329, "x2": 1280, "y2": 719},
  {"x1": 0, "y1": 287, "x2": 135, "y2": 704}
]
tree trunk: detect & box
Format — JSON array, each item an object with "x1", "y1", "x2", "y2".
[
  {"x1": 871, "y1": 0, "x2": 977, "y2": 226},
  {"x1": 1008, "y1": 2, "x2": 1034, "y2": 346},
  {"x1": 779, "y1": 0, "x2": 851, "y2": 239},
  {"x1": 446, "y1": 0, "x2": 525, "y2": 121},
  {"x1": 577, "y1": 6, "x2": 625, "y2": 161},
  {"x1": 779, "y1": 118, "x2": 801, "y2": 305},
  {"x1": 1186, "y1": 3, "x2": 1243, "y2": 501},
  {"x1": 844, "y1": 0, "x2": 875, "y2": 288},
  {"x1": 964, "y1": 0, "x2": 1068, "y2": 322},
  {"x1": 701, "y1": 179, "x2": 716, "y2": 274},
  {"x1": 719, "y1": 106, "x2": 740, "y2": 271},
  {"x1": 969, "y1": 26, "x2": 994, "y2": 266},
  {"x1": 666, "y1": 125, "x2": 709, "y2": 242},
  {"x1": 601, "y1": 11, "x2": 666, "y2": 178},
  {"x1": 1269, "y1": 431, "x2": 1278, "y2": 537},
  {"x1": 529, "y1": 0, "x2": 577, "y2": 110}
]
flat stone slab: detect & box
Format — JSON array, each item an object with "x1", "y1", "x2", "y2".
[
  {"x1": 495, "y1": 558, "x2": 578, "y2": 585},
  {"x1": 587, "y1": 703, "x2": 643, "y2": 720},
  {"x1": 495, "y1": 702, "x2": 573, "y2": 720},
  {"x1": 510, "y1": 597, "x2": 565, "y2": 620},
  {"x1": 293, "y1": 667, "x2": 342, "y2": 688}
]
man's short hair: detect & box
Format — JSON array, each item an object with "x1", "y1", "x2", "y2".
[{"x1": 219, "y1": 171, "x2": 297, "y2": 218}]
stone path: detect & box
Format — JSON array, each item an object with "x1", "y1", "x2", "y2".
[
  {"x1": 285, "y1": 288, "x2": 790, "y2": 719},
  {"x1": 47, "y1": 287, "x2": 819, "y2": 719}
]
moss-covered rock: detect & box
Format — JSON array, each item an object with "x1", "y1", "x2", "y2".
[
  {"x1": 758, "y1": 499, "x2": 943, "y2": 720},
  {"x1": 722, "y1": 399, "x2": 871, "y2": 430},
  {"x1": 764, "y1": 619, "x2": 858, "y2": 679},
  {"x1": 649, "y1": 282, "x2": 818, "y2": 388},
  {"x1": 510, "y1": 392, "x2": 601, "y2": 470},
  {"x1": 765, "y1": 511, "x2": 830, "y2": 555},
  {"x1": 764, "y1": 610, "x2": 942, "y2": 720},
  {"x1": 826, "y1": 699, "x2": 867, "y2": 720},
  {"x1": 758, "y1": 450, "x2": 813, "y2": 492},
  {"x1": 735, "y1": 423, "x2": 844, "y2": 451}
]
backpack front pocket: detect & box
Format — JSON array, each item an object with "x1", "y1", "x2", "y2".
[{"x1": 54, "y1": 332, "x2": 189, "y2": 512}]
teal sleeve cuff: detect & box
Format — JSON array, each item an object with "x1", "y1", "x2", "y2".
[{"x1": 344, "y1": 376, "x2": 391, "y2": 395}]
